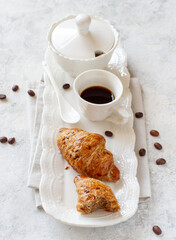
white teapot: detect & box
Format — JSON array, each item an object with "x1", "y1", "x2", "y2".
[{"x1": 48, "y1": 14, "x2": 119, "y2": 77}]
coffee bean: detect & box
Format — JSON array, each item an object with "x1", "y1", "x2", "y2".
[
  {"x1": 0, "y1": 94, "x2": 6, "y2": 100},
  {"x1": 8, "y1": 137, "x2": 15, "y2": 144},
  {"x1": 154, "y1": 142, "x2": 162, "y2": 150},
  {"x1": 139, "y1": 148, "x2": 146, "y2": 156},
  {"x1": 152, "y1": 225, "x2": 162, "y2": 235},
  {"x1": 0, "y1": 136, "x2": 7, "y2": 143},
  {"x1": 150, "y1": 130, "x2": 159, "y2": 137},
  {"x1": 105, "y1": 131, "x2": 113, "y2": 137},
  {"x1": 135, "y1": 112, "x2": 143, "y2": 118},
  {"x1": 95, "y1": 50, "x2": 104, "y2": 57},
  {"x1": 12, "y1": 85, "x2": 19, "y2": 92},
  {"x1": 156, "y1": 158, "x2": 166, "y2": 165},
  {"x1": 63, "y1": 83, "x2": 70, "y2": 90},
  {"x1": 27, "y1": 90, "x2": 35, "y2": 97}
]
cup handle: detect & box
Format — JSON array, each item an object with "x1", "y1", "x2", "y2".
[
  {"x1": 106, "y1": 107, "x2": 131, "y2": 124},
  {"x1": 113, "y1": 106, "x2": 131, "y2": 118}
]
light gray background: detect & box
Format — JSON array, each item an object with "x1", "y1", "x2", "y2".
[{"x1": 0, "y1": 0, "x2": 176, "y2": 239}]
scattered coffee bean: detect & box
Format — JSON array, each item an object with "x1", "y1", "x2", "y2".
[
  {"x1": 12, "y1": 85, "x2": 19, "y2": 92},
  {"x1": 0, "y1": 94, "x2": 6, "y2": 100},
  {"x1": 154, "y1": 142, "x2": 162, "y2": 150},
  {"x1": 63, "y1": 83, "x2": 70, "y2": 90},
  {"x1": 105, "y1": 131, "x2": 113, "y2": 137},
  {"x1": 65, "y1": 166, "x2": 70, "y2": 170},
  {"x1": 150, "y1": 130, "x2": 159, "y2": 137},
  {"x1": 0, "y1": 136, "x2": 7, "y2": 143},
  {"x1": 8, "y1": 137, "x2": 16, "y2": 144},
  {"x1": 27, "y1": 90, "x2": 35, "y2": 97},
  {"x1": 156, "y1": 158, "x2": 166, "y2": 165},
  {"x1": 139, "y1": 148, "x2": 146, "y2": 156},
  {"x1": 152, "y1": 225, "x2": 162, "y2": 235},
  {"x1": 95, "y1": 50, "x2": 104, "y2": 57},
  {"x1": 135, "y1": 112, "x2": 143, "y2": 118}
]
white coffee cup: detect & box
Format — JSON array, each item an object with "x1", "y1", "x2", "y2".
[{"x1": 73, "y1": 69, "x2": 127, "y2": 121}]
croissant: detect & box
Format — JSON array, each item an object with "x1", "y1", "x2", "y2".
[
  {"x1": 57, "y1": 128, "x2": 120, "y2": 182},
  {"x1": 74, "y1": 175, "x2": 120, "y2": 214}
]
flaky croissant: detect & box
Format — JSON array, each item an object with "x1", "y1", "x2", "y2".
[
  {"x1": 74, "y1": 175, "x2": 120, "y2": 214},
  {"x1": 57, "y1": 128, "x2": 120, "y2": 182}
]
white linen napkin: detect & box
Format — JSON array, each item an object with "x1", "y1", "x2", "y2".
[
  {"x1": 27, "y1": 80, "x2": 44, "y2": 189},
  {"x1": 27, "y1": 77, "x2": 151, "y2": 208},
  {"x1": 27, "y1": 79, "x2": 44, "y2": 208},
  {"x1": 130, "y1": 78, "x2": 151, "y2": 200}
]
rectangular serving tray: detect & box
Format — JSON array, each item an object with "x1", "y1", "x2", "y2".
[{"x1": 39, "y1": 46, "x2": 139, "y2": 227}]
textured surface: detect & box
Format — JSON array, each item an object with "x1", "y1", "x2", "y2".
[{"x1": 0, "y1": 0, "x2": 176, "y2": 239}]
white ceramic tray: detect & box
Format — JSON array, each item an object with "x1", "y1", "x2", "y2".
[{"x1": 39, "y1": 45, "x2": 139, "y2": 227}]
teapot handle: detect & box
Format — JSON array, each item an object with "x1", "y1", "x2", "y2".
[{"x1": 76, "y1": 14, "x2": 91, "y2": 35}]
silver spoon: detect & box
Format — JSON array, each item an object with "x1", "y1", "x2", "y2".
[{"x1": 42, "y1": 61, "x2": 80, "y2": 124}]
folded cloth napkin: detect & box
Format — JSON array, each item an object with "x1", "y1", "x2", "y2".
[
  {"x1": 27, "y1": 79, "x2": 44, "y2": 208},
  {"x1": 27, "y1": 80, "x2": 44, "y2": 189},
  {"x1": 130, "y1": 78, "x2": 151, "y2": 200},
  {"x1": 27, "y1": 77, "x2": 151, "y2": 208}
]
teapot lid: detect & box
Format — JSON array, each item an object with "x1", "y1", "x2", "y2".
[{"x1": 49, "y1": 14, "x2": 116, "y2": 59}]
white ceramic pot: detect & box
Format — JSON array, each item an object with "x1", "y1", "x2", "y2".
[{"x1": 48, "y1": 14, "x2": 119, "y2": 77}]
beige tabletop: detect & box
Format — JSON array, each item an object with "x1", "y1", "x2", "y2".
[{"x1": 0, "y1": 0, "x2": 176, "y2": 239}]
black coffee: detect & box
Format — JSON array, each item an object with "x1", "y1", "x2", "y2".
[{"x1": 80, "y1": 86, "x2": 115, "y2": 104}]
